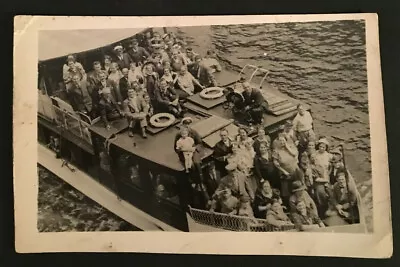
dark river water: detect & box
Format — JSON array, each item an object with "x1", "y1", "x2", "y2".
[{"x1": 38, "y1": 20, "x2": 372, "y2": 232}]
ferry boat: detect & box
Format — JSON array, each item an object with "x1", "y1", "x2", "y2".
[{"x1": 37, "y1": 27, "x2": 367, "y2": 233}]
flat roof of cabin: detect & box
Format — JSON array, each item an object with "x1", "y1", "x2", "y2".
[{"x1": 89, "y1": 68, "x2": 307, "y2": 172}]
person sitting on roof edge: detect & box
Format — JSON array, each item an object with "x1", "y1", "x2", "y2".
[
  {"x1": 187, "y1": 55, "x2": 218, "y2": 88},
  {"x1": 241, "y1": 81, "x2": 268, "y2": 125},
  {"x1": 122, "y1": 88, "x2": 148, "y2": 139},
  {"x1": 154, "y1": 78, "x2": 184, "y2": 118},
  {"x1": 98, "y1": 87, "x2": 123, "y2": 130}
]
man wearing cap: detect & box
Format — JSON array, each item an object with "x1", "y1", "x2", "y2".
[
  {"x1": 187, "y1": 55, "x2": 217, "y2": 88},
  {"x1": 113, "y1": 45, "x2": 133, "y2": 70},
  {"x1": 328, "y1": 147, "x2": 345, "y2": 184},
  {"x1": 325, "y1": 168, "x2": 359, "y2": 224},
  {"x1": 68, "y1": 75, "x2": 93, "y2": 115},
  {"x1": 292, "y1": 104, "x2": 316, "y2": 153},
  {"x1": 122, "y1": 88, "x2": 148, "y2": 138},
  {"x1": 289, "y1": 180, "x2": 319, "y2": 218},
  {"x1": 241, "y1": 81, "x2": 268, "y2": 124},
  {"x1": 127, "y1": 38, "x2": 150, "y2": 65},
  {"x1": 98, "y1": 87, "x2": 123, "y2": 129},
  {"x1": 154, "y1": 78, "x2": 183, "y2": 118}
]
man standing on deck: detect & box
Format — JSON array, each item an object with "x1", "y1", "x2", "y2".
[
  {"x1": 241, "y1": 81, "x2": 267, "y2": 124},
  {"x1": 98, "y1": 87, "x2": 123, "y2": 130},
  {"x1": 68, "y1": 75, "x2": 93, "y2": 116},
  {"x1": 119, "y1": 68, "x2": 131, "y2": 101},
  {"x1": 292, "y1": 104, "x2": 316, "y2": 154}
]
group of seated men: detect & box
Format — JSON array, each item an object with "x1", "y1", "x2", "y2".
[
  {"x1": 60, "y1": 31, "x2": 223, "y2": 137},
  {"x1": 189, "y1": 104, "x2": 360, "y2": 231}
]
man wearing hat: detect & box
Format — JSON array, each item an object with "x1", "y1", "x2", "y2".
[
  {"x1": 328, "y1": 147, "x2": 344, "y2": 185},
  {"x1": 289, "y1": 180, "x2": 319, "y2": 218},
  {"x1": 113, "y1": 45, "x2": 133, "y2": 70},
  {"x1": 187, "y1": 55, "x2": 217, "y2": 88},
  {"x1": 98, "y1": 87, "x2": 123, "y2": 129},
  {"x1": 127, "y1": 38, "x2": 150, "y2": 65}
]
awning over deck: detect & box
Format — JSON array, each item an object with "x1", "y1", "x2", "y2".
[{"x1": 38, "y1": 28, "x2": 146, "y2": 61}]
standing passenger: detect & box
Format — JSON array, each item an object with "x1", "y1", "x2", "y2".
[
  {"x1": 213, "y1": 128, "x2": 233, "y2": 176},
  {"x1": 175, "y1": 127, "x2": 196, "y2": 173},
  {"x1": 122, "y1": 88, "x2": 148, "y2": 138},
  {"x1": 292, "y1": 104, "x2": 315, "y2": 153}
]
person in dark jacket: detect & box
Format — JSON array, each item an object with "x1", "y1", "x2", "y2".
[
  {"x1": 187, "y1": 55, "x2": 217, "y2": 88},
  {"x1": 241, "y1": 81, "x2": 268, "y2": 124},
  {"x1": 154, "y1": 78, "x2": 183, "y2": 117},
  {"x1": 87, "y1": 61, "x2": 108, "y2": 93},
  {"x1": 113, "y1": 45, "x2": 133, "y2": 70},
  {"x1": 98, "y1": 87, "x2": 123, "y2": 129},
  {"x1": 68, "y1": 75, "x2": 93, "y2": 115},
  {"x1": 119, "y1": 68, "x2": 131, "y2": 101},
  {"x1": 127, "y1": 38, "x2": 150, "y2": 65},
  {"x1": 213, "y1": 128, "x2": 233, "y2": 177}
]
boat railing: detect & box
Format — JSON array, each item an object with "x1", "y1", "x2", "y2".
[
  {"x1": 38, "y1": 92, "x2": 95, "y2": 145},
  {"x1": 188, "y1": 206, "x2": 296, "y2": 232},
  {"x1": 238, "y1": 64, "x2": 270, "y2": 89}
]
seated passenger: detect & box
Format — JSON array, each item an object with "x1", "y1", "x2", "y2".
[
  {"x1": 161, "y1": 67, "x2": 177, "y2": 87},
  {"x1": 202, "y1": 49, "x2": 222, "y2": 73},
  {"x1": 176, "y1": 65, "x2": 205, "y2": 98},
  {"x1": 119, "y1": 68, "x2": 131, "y2": 101},
  {"x1": 236, "y1": 127, "x2": 253, "y2": 150},
  {"x1": 291, "y1": 200, "x2": 325, "y2": 231},
  {"x1": 241, "y1": 82, "x2": 268, "y2": 124},
  {"x1": 148, "y1": 47, "x2": 168, "y2": 76},
  {"x1": 253, "y1": 180, "x2": 281, "y2": 219},
  {"x1": 210, "y1": 188, "x2": 239, "y2": 215},
  {"x1": 253, "y1": 126, "x2": 272, "y2": 156},
  {"x1": 253, "y1": 141, "x2": 279, "y2": 189},
  {"x1": 175, "y1": 127, "x2": 195, "y2": 173},
  {"x1": 292, "y1": 104, "x2": 316, "y2": 153},
  {"x1": 266, "y1": 199, "x2": 292, "y2": 227},
  {"x1": 237, "y1": 196, "x2": 255, "y2": 217},
  {"x1": 127, "y1": 38, "x2": 150, "y2": 65},
  {"x1": 187, "y1": 55, "x2": 217, "y2": 88},
  {"x1": 325, "y1": 169, "x2": 359, "y2": 224},
  {"x1": 131, "y1": 80, "x2": 147, "y2": 99},
  {"x1": 68, "y1": 75, "x2": 93, "y2": 115},
  {"x1": 289, "y1": 180, "x2": 319, "y2": 218},
  {"x1": 122, "y1": 88, "x2": 148, "y2": 138},
  {"x1": 98, "y1": 87, "x2": 123, "y2": 129},
  {"x1": 87, "y1": 61, "x2": 108, "y2": 93},
  {"x1": 215, "y1": 162, "x2": 255, "y2": 202},
  {"x1": 142, "y1": 93, "x2": 154, "y2": 121},
  {"x1": 113, "y1": 45, "x2": 133, "y2": 70},
  {"x1": 93, "y1": 72, "x2": 118, "y2": 108},
  {"x1": 184, "y1": 47, "x2": 198, "y2": 64},
  {"x1": 103, "y1": 55, "x2": 113, "y2": 74},
  {"x1": 154, "y1": 78, "x2": 183, "y2": 118},
  {"x1": 170, "y1": 48, "x2": 187, "y2": 72},
  {"x1": 272, "y1": 134, "x2": 299, "y2": 204},
  {"x1": 63, "y1": 56, "x2": 87, "y2": 90},
  {"x1": 128, "y1": 62, "x2": 144, "y2": 85}
]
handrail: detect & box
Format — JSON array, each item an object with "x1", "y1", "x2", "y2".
[{"x1": 188, "y1": 206, "x2": 296, "y2": 232}]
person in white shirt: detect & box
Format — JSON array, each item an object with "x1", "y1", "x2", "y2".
[
  {"x1": 122, "y1": 88, "x2": 148, "y2": 138},
  {"x1": 292, "y1": 104, "x2": 316, "y2": 153},
  {"x1": 175, "y1": 127, "x2": 196, "y2": 173},
  {"x1": 176, "y1": 65, "x2": 204, "y2": 98}
]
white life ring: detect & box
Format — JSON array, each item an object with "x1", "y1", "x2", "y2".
[
  {"x1": 199, "y1": 87, "x2": 224, "y2": 100},
  {"x1": 149, "y1": 113, "x2": 176, "y2": 128}
]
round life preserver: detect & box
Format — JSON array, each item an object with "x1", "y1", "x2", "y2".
[
  {"x1": 199, "y1": 87, "x2": 224, "y2": 100},
  {"x1": 149, "y1": 113, "x2": 176, "y2": 128}
]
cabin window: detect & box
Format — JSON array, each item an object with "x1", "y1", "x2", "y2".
[
  {"x1": 149, "y1": 170, "x2": 180, "y2": 205},
  {"x1": 117, "y1": 153, "x2": 142, "y2": 188}
]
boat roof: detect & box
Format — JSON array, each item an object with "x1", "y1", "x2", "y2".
[
  {"x1": 38, "y1": 28, "x2": 146, "y2": 61},
  {"x1": 89, "y1": 68, "x2": 308, "y2": 172}
]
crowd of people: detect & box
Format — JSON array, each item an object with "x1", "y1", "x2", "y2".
[
  {"x1": 180, "y1": 104, "x2": 360, "y2": 231},
  {"x1": 60, "y1": 31, "x2": 222, "y2": 137}
]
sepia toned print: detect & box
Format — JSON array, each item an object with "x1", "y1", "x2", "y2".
[{"x1": 14, "y1": 14, "x2": 391, "y2": 257}]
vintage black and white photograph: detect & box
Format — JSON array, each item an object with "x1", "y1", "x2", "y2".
[{"x1": 14, "y1": 14, "x2": 391, "y2": 256}]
